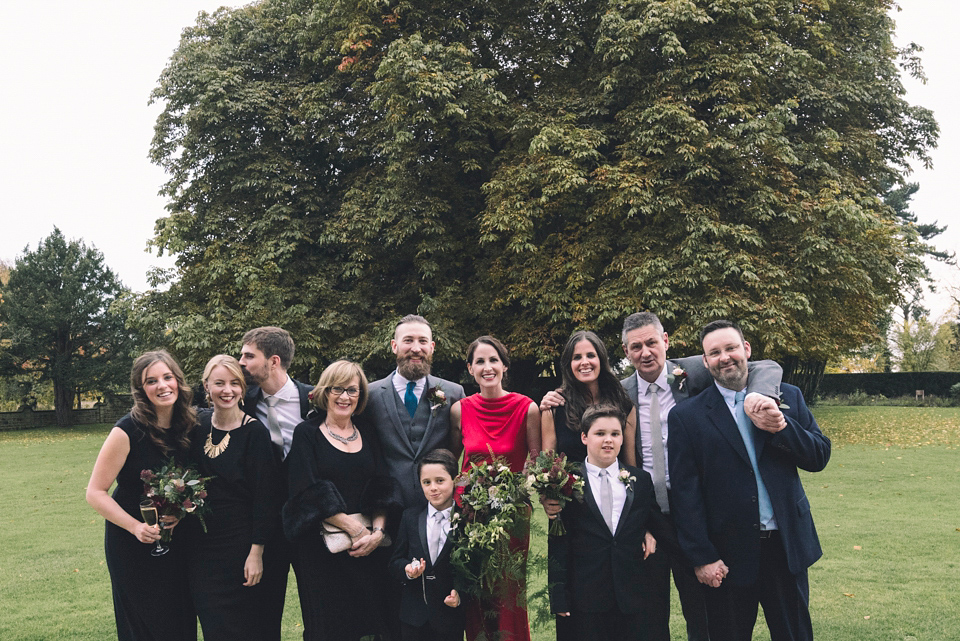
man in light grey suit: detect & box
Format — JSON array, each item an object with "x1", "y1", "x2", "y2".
[
  {"x1": 620, "y1": 312, "x2": 783, "y2": 641},
  {"x1": 367, "y1": 315, "x2": 466, "y2": 509}
]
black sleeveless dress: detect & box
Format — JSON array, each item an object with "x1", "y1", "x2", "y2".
[{"x1": 103, "y1": 414, "x2": 196, "y2": 641}]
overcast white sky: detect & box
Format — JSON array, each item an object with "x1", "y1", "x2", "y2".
[{"x1": 1, "y1": 1, "x2": 957, "y2": 316}]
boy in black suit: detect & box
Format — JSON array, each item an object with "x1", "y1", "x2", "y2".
[
  {"x1": 389, "y1": 449, "x2": 464, "y2": 641},
  {"x1": 549, "y1": 404, "x2": 672, "y2": 641}
]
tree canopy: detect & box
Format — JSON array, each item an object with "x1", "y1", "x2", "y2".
[
  {"x1": 141, "y1": 0, "x2": 938, "y2": 381},
  {"x1": 0, "y1": 229, "x2": 134, "y2": 426}
]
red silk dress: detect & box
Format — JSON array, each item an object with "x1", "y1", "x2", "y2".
[{"x1": 458, "y1": 392, "x2": 533, "y2": 641}]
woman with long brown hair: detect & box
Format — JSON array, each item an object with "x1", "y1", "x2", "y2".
[{"x1": 86, "y1": 350, "x2": 198, "y2": 641}]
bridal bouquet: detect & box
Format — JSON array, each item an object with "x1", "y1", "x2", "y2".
[
  {"x1": 141, "y1": 459, "x2": 212, "y2": 541},
  {"x1": 522, "y1": 450, "x2": 584, "y2": 535},
  {"x1": 450, "y1": 450, "x2": 529, "y2": 598}
]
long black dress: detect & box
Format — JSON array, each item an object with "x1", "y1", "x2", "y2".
[
  {"x1": 284, "y1": 415, "x2": 403, "y2": 641},
  {"x1": 104, "y1": 414, "x2": 197, "y2": 641},
  {"x1": 188, "y1": 411, "x2": 281, "y2": 641}
]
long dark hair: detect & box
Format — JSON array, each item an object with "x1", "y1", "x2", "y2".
[
  {"x1": 130, "y1": 350, "x2": 196, "y2": 455},
  {"x1": 559, "y1": 331, "x2": 632, "y2": 433}
]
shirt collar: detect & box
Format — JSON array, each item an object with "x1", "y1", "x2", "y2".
[
  {"x1": 583, "y1": 457, "x2": 620, "y2": 478},
  {"x1": 394, "y1": 370, "x2": 426, "y2": 386},
  {"x1": 715, "y1": 381, "x2": 744, "y2": 408},
  {"x1": 636, "y1": 367, "x2": 669, "y2": 395},
  {"x1": 427, "y1": 504, "x2": 453, "y2": 520}
]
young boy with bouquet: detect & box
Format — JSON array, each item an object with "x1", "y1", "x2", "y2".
[
  {"x1": 389, "y1": 449, "x2": 464, "y2": 641},
  {"x1": 549, "y1": 404, "x2": 672, "y2": 641}
]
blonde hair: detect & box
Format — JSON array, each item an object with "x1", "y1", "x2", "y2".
[
  {"x1": 202, "y1": 354, "x2": 247, "y2": 397},
  {"x1": 311, "y1": 360, "x2": 369, "y2": 414}
]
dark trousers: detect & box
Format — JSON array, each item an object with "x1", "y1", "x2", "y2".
[
  {"x1": 637, "y1": 512, "x2": 710, "y2": 641},
  {"x1": 701, "y1": 532, "x2": 813, "y2": 641},
  {"x1": 573, "y1": 609, "x2": 647, "y2": 641},
  {"x1": 260, "y1": 530, "x2": 294, "y2": 641},
  {"x1": 400, "y1": 621, "x2": 463, "y2": 641}
]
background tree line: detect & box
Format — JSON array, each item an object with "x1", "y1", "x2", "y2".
[{"x1": 1, "y1": 0, "x2": 949, "y2": 420}]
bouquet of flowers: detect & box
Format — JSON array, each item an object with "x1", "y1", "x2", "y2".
[
  {"x1": 522, "y1": 450, "x2": 585, "y2": 536},
  {"x1": 450, "y1": 449, "x2": 529, "y2": 599},
  {"x1": 141, "y1": 459, "x2": 212, "y2": 542}
]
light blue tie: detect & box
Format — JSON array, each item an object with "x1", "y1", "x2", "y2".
[
  {"x1": 734, "y1": 390, "x2": 775, "y2": 529},
  {"x1": 404, "y1": 381, "x2": 418, "y2": 418}
]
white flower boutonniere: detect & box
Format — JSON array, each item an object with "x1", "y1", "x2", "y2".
[
  {"x1": 427, "y1": 384, "x2": 447, "y2": 415},
  {"x1": 666, "y1": 367, "x2": 688, "y2": 391},
  {"x1": 617, "y1": 468, "x2": 636, "y2": 488}
]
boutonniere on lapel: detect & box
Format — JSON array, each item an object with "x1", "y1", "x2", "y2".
[
  {"x1": 426, "y1": 384, "x2": 447, "y2": 415},
  {"x1": 617, "y1": 468, "x2": 636, "y2": 489},
  {"x1": 666, "y1": 367, "x2": 688, "y2": 391}
]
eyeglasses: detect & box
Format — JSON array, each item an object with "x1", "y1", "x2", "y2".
[{"x1": 328, "y1": 386, "x2": 360, "y2": 398}]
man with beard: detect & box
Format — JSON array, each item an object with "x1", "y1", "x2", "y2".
[
  {"x1": 668, "y1": 320, "x2": 830, "y2": 641},
  {"x1": 238, "y1": 326, "x2": 312, "y2": 641},
  {"x1": 367, "y1": 315, "x2": 466, "y2": 509}
]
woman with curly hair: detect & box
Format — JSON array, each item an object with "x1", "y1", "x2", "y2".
[{"x1": 86, "y1": 350, "x2": 198, "y2": 641}]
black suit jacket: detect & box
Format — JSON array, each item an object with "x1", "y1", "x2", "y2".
[
  {"x1": 667, "y1": 383, "x2": 830, "y2": 586},
  {"x1": 549, "y1": 464, "x2": 672, "y2": 615},
  {"x1": 389, "y1": 505, "x2": 464, "y2": 633}
]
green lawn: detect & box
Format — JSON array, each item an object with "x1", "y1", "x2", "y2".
[{"x1": 1, "y1": 407, "x2": 958, "y2": 640}]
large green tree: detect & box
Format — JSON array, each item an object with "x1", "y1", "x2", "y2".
[
  {"x1": 0, "y1": 229, "x2": 134, "y2": 426},
  {"x1": 141, "y1": 0, "x2": 937, "y2": 383}
]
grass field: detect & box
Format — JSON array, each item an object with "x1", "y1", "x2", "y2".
[{"x1": 1, "y1": 406, "x2": 958, "y2": 640}]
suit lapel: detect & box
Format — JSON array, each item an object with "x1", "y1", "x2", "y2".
[
  {"x1": 703, "y1": 386, "x2": 752, "y2": 467},
  {"x1": 414, "y1": 375, "x2": 439, "y2": 457},
  {"x1": 580, "y1": 468, "x2": 608, "y2": 535},
  {"x1": 666, "y1": 359, "x2": 690, "y2": 403},
  {"x1": 382, "y1": 374, "x2": 415, "y2": 454},
  {"x1": 418, "y1": 506, "x2": 430, "y2": 562},
  {"x1": 615, "y1": 471, "x2": 635, "y2": 536}
]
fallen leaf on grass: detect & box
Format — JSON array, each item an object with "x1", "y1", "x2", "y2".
[
  {"x1": 853, "y1": 546, "x2": 862, "y2": 550},
  {"x1": 864, "y1": 615, "x2": 870, "y2": 620},
  {"x1": 843, "y1": 593, "x2": 855, "y2": 597}
]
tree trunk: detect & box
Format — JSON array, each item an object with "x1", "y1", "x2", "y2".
[
  {"x1": 780, "y1": 357, "x2": 826, "y2": 402},
  {"x1": 53, "y1": 378, "x2": 73, "y2": 428}
]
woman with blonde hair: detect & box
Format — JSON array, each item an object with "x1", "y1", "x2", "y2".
[
  {"x1": 284, "y1": 360, "x2": 402, "y2": 641},
  {"x1": 188, "y1": 354, "x2": 281, "y2": 641},
  {"x1": 86, "y1": 350, "x2": 197, "y2": 641}
]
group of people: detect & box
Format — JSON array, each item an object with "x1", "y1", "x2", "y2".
[{"x1": 86, "y1": 312, "x2": 830, "y2": 641}]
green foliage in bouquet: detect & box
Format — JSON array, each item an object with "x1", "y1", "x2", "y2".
[
  {"x1": 140, "y1": 459, "x2": 212, "y2": 541},
  {"x1": 522, "y1": 450, "x2": 585, "y2": 536},
  {"x1": 450, "y1": 452, "x2": 529, "y2": 600}
]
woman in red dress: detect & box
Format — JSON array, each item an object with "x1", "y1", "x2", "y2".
[{"x1": 450, "y1": 335, "x2": 541, "y2": 641}]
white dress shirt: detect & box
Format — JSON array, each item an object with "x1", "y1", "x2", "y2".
[
  {"x1": 256, "y1": 375, "x2": 301, "y2": 458},
  {"x1": 635, "y1": 369, "x2": 674, "y2": 489},
  {"x1": 426, "y1": 504, "x2": 453, "y2": 561},
  {"x1": 583, "y1": 458, "x2": 627, "y2": 534},
  {"x1": 392, "y1": 371, "x2": 426, "y2": 402}
]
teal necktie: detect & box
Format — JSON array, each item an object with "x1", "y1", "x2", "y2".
[
  {"x1": 404, "y1": 381, "x2": 418, "y2": 418},
  {"x1": 734, "y1": 390, "x2": 775, "y2": 529}
]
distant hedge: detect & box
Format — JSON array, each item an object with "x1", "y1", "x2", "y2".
[{"x1": 819, "y1": 372, "x2": 960, "y2": 397}]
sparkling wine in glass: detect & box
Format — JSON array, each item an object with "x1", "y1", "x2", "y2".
[{"x1": 140, "y1": 500, "x2": 168, "y2": 557}]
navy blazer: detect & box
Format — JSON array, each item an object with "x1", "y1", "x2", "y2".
[
  {"x1": 548, "y1": 464, "x2": 672, "y2": 615},
  {"x1": 667, "y1": 383, "x2": 830, "y2": 586},
  {"x1": 389, "y1": 505, "x2": 464, "y2": 633}
]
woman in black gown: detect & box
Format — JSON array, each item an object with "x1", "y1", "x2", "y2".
[
  {"x1": 540, "y1": 331, "x2": 637, "y2": 641},
  {"x1": 283, "y1": 360, "x2": 402, "y2": 641},
  {"x1": 189, "y1": 354, "x2": 282, "y2": 641},
  {"x1": 86, "y1": 350, "x2": 198, "y2": 641}
]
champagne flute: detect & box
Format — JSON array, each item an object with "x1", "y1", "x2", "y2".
[{"x1": 139, "y1": 500, "x2": 168, "y2": 557}]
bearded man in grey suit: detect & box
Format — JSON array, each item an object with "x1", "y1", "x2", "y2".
[{"x1": 367, "y1": 315, "x2": 466, "y2": 509}]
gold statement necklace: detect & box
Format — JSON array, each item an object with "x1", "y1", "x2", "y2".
[{"x1": 204, "y1": 415, "x2": 236, "y2": 458}]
